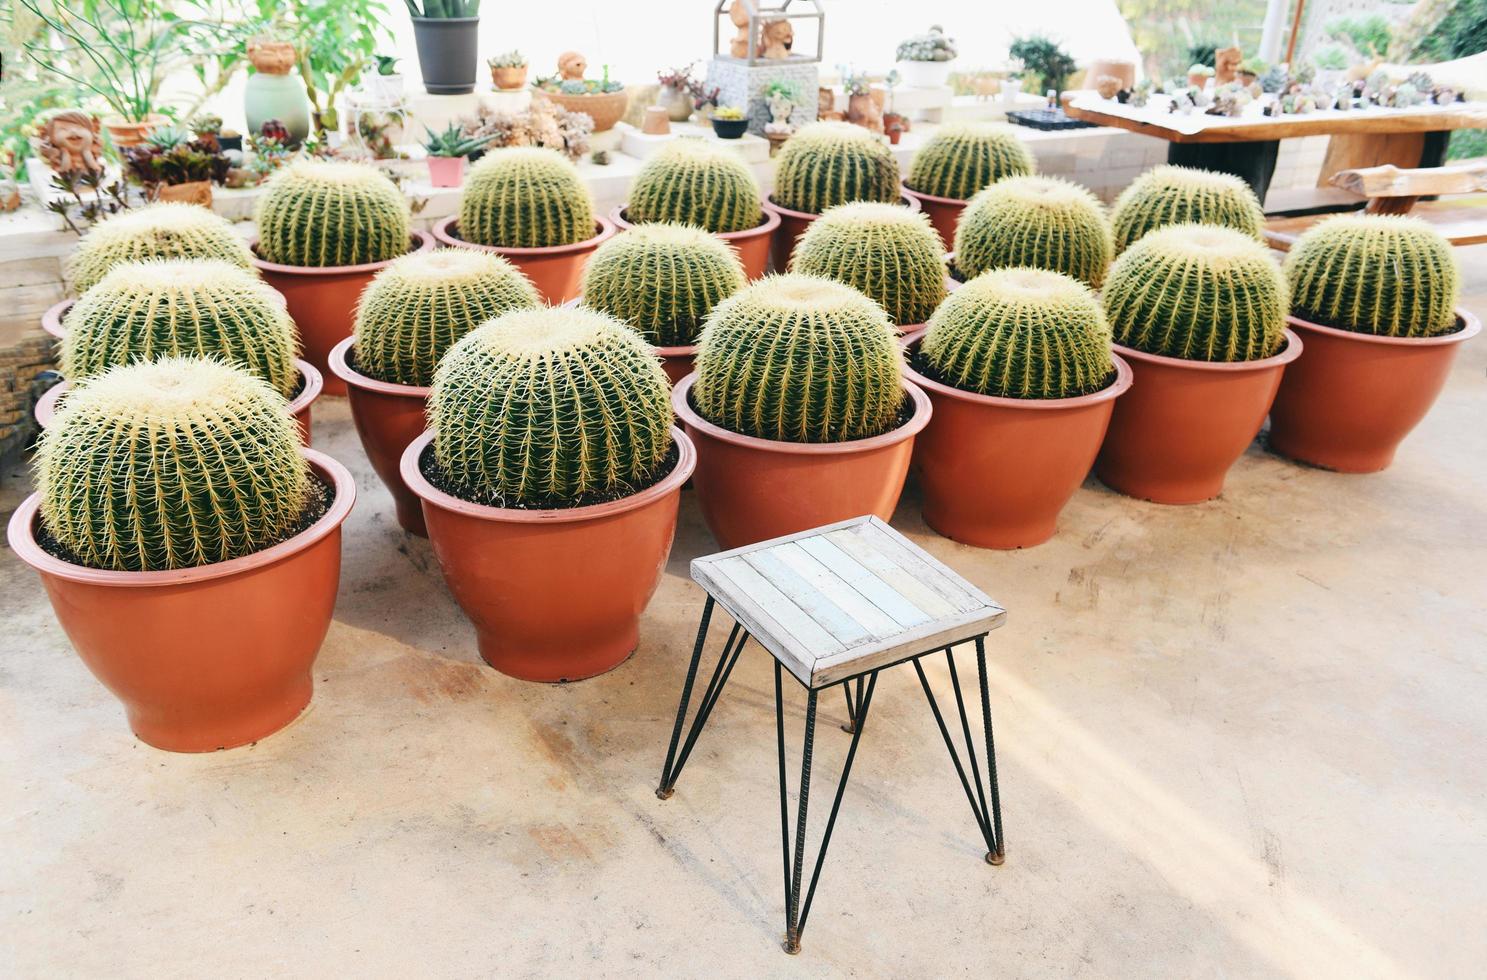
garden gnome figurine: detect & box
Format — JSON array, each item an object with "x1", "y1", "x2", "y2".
[
  {"x1": 36, "y1": 110, "x2": 104, "y2": 176},
  {"x1": 1214, "y1": 47, "x2": 1242, "y2": 85},
  {"x1": 558, "y1": 51, "x2": 587, "y2": 80}
]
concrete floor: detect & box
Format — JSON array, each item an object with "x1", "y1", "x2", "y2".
[{"x1": 3, "y1": 254, "x2": 1485, "y2": 980}]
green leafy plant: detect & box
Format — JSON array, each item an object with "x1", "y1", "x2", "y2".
[
  {"x1": 1110, "y1": 164, "x2": 1264, "y2": 253},
  {"x1": 375, "y1": 54, "x2": 400, "y2": 75},
  {"x1": 403, "y1": 0, "x2": 481, "y2": 16},
  {"x1": 458, "y1": 147, "x2": 595, "y2": 248},
  {"x1": 422, "y1": 122, "x2": 494, "y2": 157},
  {"x1": 1312, "y1": 45, "x2": 1349, "y2": 71},
  {"x1": 906, "y1": 122, "x2": 1035, "y2": 201},
  {"x1": 792, "y1": 202, "x2": 947, "y2": 326},
  {"x1": 581, "y1": 224, "x2": 746, "y2": 347},
  {"x1": 1328, "y1": 14, "x2": 1392, "y2": 59},
  {"x1": 897, "y1": 25, "x2": 958, "y2": 62},
  {"x1": 772, "y1": 121, "x2": 900, "y2": 215},
  {"x1": 488, "y1": 49, "x2": 526, "y2": 68},
  {"x1": 254, "y1": 159, "x2": 412, "y2": 267},
  {"x1": 1008, "y1": 35, "x2": 1077, "y2": 94},
  {"x1": 626, "y1": 140, "x2": 763, "y2": 233},
  {"x1": 67, "y1": 201, "x2": 254, "y2": 291},
  {"x1": 122, "y1": 131, "x2": 229, "y2": 187},
  {"x1": 44, "y1": 170, "x2": 134, "y2": 235},
  {"x1": 953, "y1": 175, "x2": 1113, "y2": 288}
]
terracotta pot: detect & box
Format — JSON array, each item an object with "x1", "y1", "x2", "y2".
[
  {"x1": 902, "y1": 337, "x2": 1132, "y2": 548},
  {"x1": 900, "y1": 182, "x2": 967, "y2": 253},
  {"x1": 6, "y1": 450, "x2": 355, "y2": 752},
  {"x1": 400, "y1": 427, "x2": 695, "y2": 681},
  {"x1": 426, "y1": 155, "x2": 465, "y2": 188},
  {"x1": 328, "y1": 337, "x2": 430, "y2": 535},
  {"x1": 1188, "y1": 72, "x2": 1212, "y2": 89},
  {"x1": 673, "y1": 372, "x2": 931, "y2": 549},
  {"x1": 1267, "y1": 310, "x2": 1481, "y2": 473},
  {"x1": 656, "y1": 345, "x2": 695, "y2": 386},
  {"x1": 102, "y1": 113, "x2": 167, "y2": 148},
  {"x1": 250, "y1": 231, "x2": 433, "y2": 396},
  {"x1": 611, "y1": 204, "x2": 779, "y2": 280},
  {"x1": 490, "y1": 65, "x2": 528, "y2": 91},
  {"x1": 155, "y1": 180, "x2": 212, "y2": 207},
  {"x1": 540, "y1": 89, "x2": 629, "y2": 132},
  {"x1": 431, "y1": 216, "x2": 614, "y2": 304},
  {"x1": 1095, "y1": 331, "x2": 1303, "y2": 504},
  {"x1": 764, "y1": 193, "x2": 921, "y2": 274}
]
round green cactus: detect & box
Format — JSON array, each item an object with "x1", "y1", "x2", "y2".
[
  {"x1": 906, "y1": 123, "x2": 1036, "y2": 201},
  {"x1": 67, "y1": 202, "x2": 254, "y2": 293},
  {"x1": 37, "y1": 357, "x2": 309, "y2": 572},
  {"x1": 919, "y1": 268, "x2": 1114, "y2": 398},
  {"x1": 354, "y1": 248, "x2": 541, "y2": 387},
  {"x1": 580, "y1": 224, "x2": 746, "y2": 347},
  {"x1": 61, "y1": 258, "x2": 299, "y2": 397},
  {"x1": 458, "y1": 147, "x2": 596, "y2": 248},
  {"x1": 791, "y1": 202, "x2": 947, "y2": 326},
  {"x1": 627, "y1": 140, "x2": 764, "y2": 233},
  {"x1": 693, "y1": 274, "x2": 904, "y2": 442},
  {"x1": 953, "y1": 175, "x2": 1114, "y2": 288},
  {"x1": 1110, "y1": 165, "x2": 1265, "y2": 253},
  {"x1": 1284, "y1": 214, "x2": 1460, "y2": 338},
  {"x1": 1103, "y1": 224, "x2": 1286, "y2": 362},
  {"x1": 429, "y1": 306, "x2": 674, "y2": 506},
  {"x1": 254, "y1": 159, "x2": 411, "y2": 268},
  {"x1": 772, "y1": 121, "x2": 901, "y2": 215}
]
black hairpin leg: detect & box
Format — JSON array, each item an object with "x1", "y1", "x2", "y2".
[
  {"x1": 839, "y1": 675, "x2": 863, "y2": 733},
  {"x1": 658, "y1": 596, "x2": 749, "y2": 799}
]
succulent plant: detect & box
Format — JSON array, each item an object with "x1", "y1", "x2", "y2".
[
  {"x1": 580, "y1": 224, "x2": 745, "y2": 347},
  {"x1": 37, "y1": 357, "x2": 309, "y2": 572},
  {"x1": 67, "y1": 202, "x2": 254, "y2": 293},
  {"x1": 791, "y1": 202, "x2": 947, "y2": 326},
  {"x1": 428, "y1": 306, "x2": 674, "y2": 507},
  {"x1": 693, "y1": 274, "x2": 903, "y2": 442},
  {"x1": 354, "y1": 248, "x2": 542, "y2": 387},
  {"x1": 953, "y1": 175, "x2": 1114, "y2": 288},
  {"x1": 1283, "y1": 214, "x2": 1460, "y2": 338},
  {"x1": 626, "y1": 141, "x2": 764, "y2": 234},
  {"x1": 62, "y1": 258, "x2": 299, "y2": 397},
  {"x1": 919, "y1": 268, "x2": 1114, "y2": 398},
  {"x1": 906, "y1": 123, "x2": 1035, "y2": 201},
  {"x1": 1103, "y1": 224, "x2": 1286, "y2": 362},
  {"x1": 1110, "y1": 164, "x2": 1265, "y2": 253},
  {"x1": 254, "y1": 159, "x2": 412, "y2": 267},
  {"x1": 458, "y1": 146, "x2": 596, "y2": 248},
  {"x1": 771, "y1": 121, "x2": 901, "y2": 215}
]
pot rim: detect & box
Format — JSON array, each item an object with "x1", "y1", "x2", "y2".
[
  {"x1": 671, "y1": 371, "x2": 932, "y2": 455},
  {"x1": 400, "y1": 425, "x2": 696, "y2": 525},
  {"x1": 764, "y1": 192, "x2": 922, "y2": 221},
  {"x1": 7, "y1": 448, "x2": 355, "y2": 587},
  {"x1": 1112, "y1": 328, "x2": 1304, "y2": 373},
  {"x1": 901, "y1": 337, "x2": 1134, "y2": 410},
  {"x1": 1284, "y1": 307, "x2": 1481, "y2": 349},
  {"x1": 900, "y1": 181, "x2": 968, "y2": 208},
  {"x1": 610, "y1": 203, "x2": 781, "y2": 242},
  {"x1": 248, "y1": 229, "x2": 433, "y2": 276},
  {"x1": 328, "y1": 336, "x2": 433, "y2": 399},
  {"x1": 410, "y1": 14, "x2": 479, "y2": 24},
  {"x1": 431, "y1": 215, "x2": 616, "y2": 258}
]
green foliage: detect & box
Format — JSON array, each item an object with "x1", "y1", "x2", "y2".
[
  {"x1": 1447, "y1": 129, "x2": 1487, "y2": 162},
  {"x1": 1408, "y1": 0, "x2": 1487, "y2": 62},
  {"x1": 897, "y1": 25, "x2": 958, "y2": 62},
  {"x1": 953, "y1": 175, "x2": 1113, "y2": 288},
  {"x1": 422, "y1": 122, "x2": 493, "y2": 157},
  {"x1": 254, "y1": 159, "x2": 411, "y2": 267},
  {"x1": 1117, "y1": 0, "x2": 1266, "y2": 78},
  {"x1": 771, "y1": 121, "x2": 900, "y2": 215},
  {"x1": 428, "y1": 306, "x2": 673, "y2": 507},
  {"x1": 459, "y1": 147, "x2": 595, "y2": 248},
  {"x1": 906, "y1": 122, "x2": 1035, "y2": 201},
  {"x1": 355, "y1": 247, "x2": 541, "y2": 387},
  {"x1": 791, "y1": 202, "x2": 947, "y2": 326},
  {"x1": 37, "y1": 356, "x2": 309, "y2": 572},
  {"x1": 1110, "y1": 164, "x2": 1264, "y2": 253},
  {"x1": 1008, "y1": 35, "x2": 1077, "y2": 94},
  {"x1": 67, "y1": 202, "x2": 254, "y2": 292},
  {"x1": 1284, "y1": 214, "x2": 1460, "y2": 338},
  {"x1": 581, "y1": 224, "x2": 745, "y2": 347},
  {"x1": 1187, "y1": 43, "x2": 1220, "y2": 69},
  {"x1": 693, "y1": 274, "x2": 904, "y2": 443},
  {"x1": 1327, "y1": 14, "x2": 1392, "y2": 58},
  {"x1": 1103, "y1": 224, "x2": 1286, "y2": 362},
  {"x1": 626, "y1": 140, "x2": 763, "y2": 233},
  {"x1": 403, "y1": 0, "x2": 481, "y2": 17}
]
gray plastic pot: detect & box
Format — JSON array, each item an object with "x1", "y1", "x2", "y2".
[{"x1": 411, "y1": 17, "x2": 479, "y2": 95}]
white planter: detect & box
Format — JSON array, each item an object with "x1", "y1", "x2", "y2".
[
  {"x1": 898, "y1": 59, "x2": 954, "y2": 89},
  {"x1": 368, "y1": 73, "x2": 405, "y2": 101}
]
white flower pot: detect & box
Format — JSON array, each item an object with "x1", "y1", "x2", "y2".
[
  {"x1": 368, "y1": 73, "x2": 405, "y2": 102},
  {"x1": 898, "y1": 59, "x2": 954, "y2": 89}
]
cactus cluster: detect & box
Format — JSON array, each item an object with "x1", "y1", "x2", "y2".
[
  {"x1": 771, "y1": 122, "x2": 901, "y2": 215},
  {"x1": 37, "y1": 357, "x2": 309, "y2": 572},
  {"x1": 1103, "y1": 224, "x2": 1286, "y2": 362},
  {"x1": 67, "y1": 203, "x2": 254, "y2": 293},
  {"x1": 693, "y1": 274, "x2": 903, "y2": 443},
  {"x1": 906, "y1": 123, "x2": 1036, "y2": 201},
  {"x1": 1110, "y1": 165, "x2": 1265, "y2": 253},
  {"x1": 429, "y1": 306, "x2": 674, "y2": 507},
  {"x1": 919, "y1": 268, "x2": 1114, "y2": 398},
  {"x1": 791, "y1": 202, "x2": 947, "y2": 326},
  {"x1": 254, "y1": 160, "x2": 412, "y2": 268},
  {"x1": 953, "y1": 175, "x2": 1114, "y2": 288},
  {"x1": 1284, "y1": 214, "x2": 1460, "y2": 338},
  {"x1": 354, "y1": 248, "x2": 541, "y2": 387},
  {"x1": 627, "y1": 140, "x2": 763, "y2": 233},
  {"x1": 459, "y1": 147, "x2": 596, "y2": 248},
  {"x1": 580, "y1": 224, "x2": 746, "y2": 347}
]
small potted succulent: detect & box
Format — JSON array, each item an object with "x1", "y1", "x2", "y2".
[
  {"x1": 952, "y1": 175, "x2": 1113, "y2": 288},
  {"x1": 189, "y1": 113, "x2": 224, "y2": 152},
  {"x1": 369, "y1": 54, "x2": 404, "y2": 100},
  {"x1": 1237, "y1": 57, "x2": 1266, "y2": 87},
  {"x1": 896, "y1": 25, "x2": 958, "y2": 88},
  {"x1": 901, "y1": 122, "x2": 1035, "y2": 250},
  {"x1": 1187, "y1": 63, "x2": 1216, "y2": 89},
  {"x1": 400, "y1": 306, "x2": 695, "y2": 681},
  {"x1": 1110, "y1": 164, "x2": 1265, "y2": 253},
  {"x1": 421, "y1": 122, "x2": 494, "y2": 187},
  {"x1": 710, "y1": 105, "x2": 748, "y2": 139},
  {"x1": 407, "y1": 0, "x2": 482, "y2": 95},
  {"x1": 488, "y1": 50, "x2": 528, "y2": 91},
  {"x1": 533, "y1": 55, "x2": 628, "y2": 132},
  {"x1": 791, "y1": 202, "x2": 946, "y2": 330},
  {"x1": 121, "y1": 125, "x2": 230, "y2": 207}
]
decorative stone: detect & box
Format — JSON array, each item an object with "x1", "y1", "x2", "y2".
[{"x1": 705, "y1": 57, "x2": 818, "y2": 136}]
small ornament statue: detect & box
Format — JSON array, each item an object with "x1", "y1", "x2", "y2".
[
  {"x1": 36, "y1": 109, "x2": 105, "y2": 176},
  {"x1": 558, "y1": 51, "x2": 587, "y2": 81}
]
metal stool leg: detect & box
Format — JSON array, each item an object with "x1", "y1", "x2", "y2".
[{"x1": 658, "y1": 597, "x2": 749, "y2": 799}]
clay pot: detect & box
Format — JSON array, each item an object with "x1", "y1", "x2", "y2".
[
  {"x1": 1267, "y1": 310, "x2": 1481, "y2": 473},
  {"x1": 1095, "y1": 331, "x2": 1303, "y2": 504},
  {"x1": 102, "y1": 113, "x2": 167, "y2": 148},
  {"x1": 673, "y1": 372, "x2": 931, "y2": 550},
  {"x1": 642, "y1": 106, "x2": 672, "y2": 135},
  {"x1": 155, "y1": 180, "x2": 212, "y2": 207},
  {"x1": 490, "y1": 65, "x2": 528, "y2": 91},
  {"x1": 426, "y1": 155, "x2": 465, "y2": 188},
  {"x1": 764, "y1": 193, "x2": 921, "y2": 274},
  {"x1": 540, "y1": 89, "x2": 629, "y2": 132},
  {"x1": 902, "y1": 336, "x2": 1132, "y2": 548},
  {"x1": 6, "y1": 449, "x2": 355, "y2": 752},
  {"x1": 431, "y1": 216, "x2": 614, "y2": 304},
  {"x1": 327, "y1": 337, "x2": 430, "y2": 535},
  {"x1": 900, "y1": 182, "x2": 966, "y2": 253},
  {"x1": 250, "y1": 231, "x2": 433, "y2": 396},
  {"x1": 400, "y1": 427, "x2": 696, "y2": 681},
  {"x1": 610, "y1": 204, "x2": 779, "y2": 280}
]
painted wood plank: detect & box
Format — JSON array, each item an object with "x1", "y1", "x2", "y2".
[
  {"x1": 690, "y1": 515, "x2": 873, "y2": 571},
  {"x1": 791, "y1": 536, "x2": 937, "y2": 628},
  {"x1": 767, "y1": 541, "x2": 908, "y2": 638},
  {"x1": 740, "y1": 549, "x2": 873, "y2": 649},
  {"x1": 825, "y1": 527, "x2": 976, "y2": 615},
  {"x1": 691, "y1": 559, "x2": 821, "y2": 686},
  {"x1": 711, "y1": 555, "x2": 844, "y2": 657},
  {"x1": 855, "y1": 519, "x2": 995, "y2": 612},
  {"x1": 811, "y1": 606, "x2": 1010, "y2": 687}
]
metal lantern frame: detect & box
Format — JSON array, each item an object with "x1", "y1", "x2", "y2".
[{"x1": 713, "y1": 0, "x2": 824, "y2": 66}]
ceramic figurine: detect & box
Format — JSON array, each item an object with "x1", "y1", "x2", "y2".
[{"x1": 36, "y1": 109, "x2": 104, "y2": 176}]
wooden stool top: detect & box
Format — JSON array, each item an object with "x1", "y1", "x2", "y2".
[{"x1": 691, "y1": 516, "x2": 1006, "y2": 689}]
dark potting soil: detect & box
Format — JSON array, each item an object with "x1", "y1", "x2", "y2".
[{"x1": 418, "y1": 440, "x2": 682, "y2": 511}]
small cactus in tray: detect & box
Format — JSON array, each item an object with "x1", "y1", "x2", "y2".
[
  {"x1": 791, "y1": 202, "x2": 947, "y2": 326},
  {"x1": 458, "y1": 147, "x2": 596, "y2": 248},
  {"x1": 906, "y1": 123, "x2": 1035, "y2": 201},
  {"x1": 1110, "y1": 164, "x2": 1264, "y2": 253},
  {"x1": 953, "y1": 175, "x2": 1113, "y2": 288},
  {"x1": 67, "y1": 202, "x2": 254, "y2": 293},
  {"x1": 626, "y1": 140, "x2": 764, "y2": 233},
  {"x1": 254, "y1": 159, "x2": 412, "y2": 267},
  {"x1": 772, "y1": 121, "x2": 900, "y2": 215}
]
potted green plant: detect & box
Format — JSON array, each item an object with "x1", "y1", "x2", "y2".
[
  {"x1": 1187, "y1": 63, "x2": 1216, "y2": 89},
  {"x1": 952, "y1": 174, "x2": 1113, "y2": 287},
  {"x1": 656, "y1": 64, "x2": 697, "y2": 121},
  {"x1": 901, "y1": 122, "x2": 1035, "y2": 249},
  {"x1": 121, "y1": 125, "x2": 230, "y2": 207},
  {"x1": 400, "y1": 306, "x2": 695, "y2": 681},
  {"x1": 488, "y1": 50, "x2": 528, "y2": 91},
  {"x1": 711, "y1": 105, "x2": 748, "y2": 139},
  {"x1": 896, "y1": 25, "x2": 958, "y2": 88},
  {"x1": 422, "y1": 122, "x2": 493, "y2": 187},
  {"x1": 406, "y1": 0, "x2": 481, "y2": 95},
  {"x1": 369, "y1": 54, "x2": 404, "y2": 100},
  {"x1": 1008, "y1": 35, "x2": 1078, "y2": 98},
  {"x1": 791, "y1": 202, "x2": 947, "y2": 329},
  {"x1": 1110, "y1": 164, "x2": 1265, "y2": 252},
  {"x1": 533, "y1": 62, "x2": 629, "y2": 132}
]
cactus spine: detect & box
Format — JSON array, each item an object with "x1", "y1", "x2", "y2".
[
  {"x1": 907, "y1": 123, "x2": 1035, "y2": 201},
  {"x1": 581, "y1": 224, "x2": 746, "y2": 347},
  {"x1": 458, "y1": 147, "x2": 596, "y2": 248},
  {"x1": 771, "y1": 121, "x2": 901, "y2": 215},
  {"x1": 627, "y1": 140, "x2": 764, "y2": 233},
  {"x1": 1110, "y1": 165, "x2": 1265, "y2": 253},
  {"x1": 791, "y1": 202, "x2": 947, "y2": 326},
  {"x1": 953, "y1": 175, "x2": 1114, "y2": 288},
  {"x1": 67, "y1": 202, "x2": 254, "y2": 293},
  {"x1": 254, "y1": 160, "x2": 411, "y2": 267}
]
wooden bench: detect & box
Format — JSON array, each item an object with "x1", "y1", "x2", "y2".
[{"x1": 1265, "y1": 162, "x2": 1487, "y2": 251}]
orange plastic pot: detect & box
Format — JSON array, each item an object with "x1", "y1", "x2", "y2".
[
  {"x1": 6, "y1": 450, "x2": 355, "y2": 752},
  {"x1": 610, "y1": 204, "x2": 780, "y2": 280},
  {"x1": 250, "y1": 231, "x2": 433, "y2": 396},
  {"x1": 431, "y1": 216, "x2": 614, "y2": 304},
  {"x1": 673, "y1": 372, "x2": 931, "y2": 550},
  {"x1": 903, "y1": 340, "x2": 1132, "y2": 548},
  {"x1": 656, "y1": 345, "x2": 695, "y2": 386},
  {"x1": 764, "y1": 193, "x2": 922, "y2": 274},
  {"x1": 328, "y1": 337, "x2": 430, "y2": 535},
  {"x1": 1095, "y1": 331, "x2": 1302, "y2": 504},
  {"x1": 401, "y1": 428, "x2": 695, "y2": 681},
  {"x1": 1267, "y1": 309, "x2": 1480, "y2": 473},
  {"x1": 900, "y1": 183, "x2": 967, "y2": 252}
]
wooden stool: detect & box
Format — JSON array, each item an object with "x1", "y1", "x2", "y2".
[{"x1": 656, "y1": 516, "x2": 1008, "y2": 953}]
